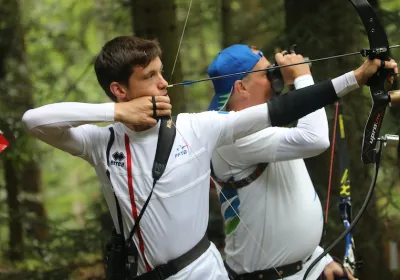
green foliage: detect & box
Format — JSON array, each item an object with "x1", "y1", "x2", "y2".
[
  {"x1": 1, "y1": 0, "x2": 130, "y2": 277},
  {"x1": 0, "y1": 209, "x2": 108, "y2": 279},
  {"x1": 19, "y1": 0, "x2": 132, "y2": 219}
]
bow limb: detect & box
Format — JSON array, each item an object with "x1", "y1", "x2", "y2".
[
  {"x1": 337, "y1": 100, "x2": 362, "y2": 276},
  {"x1": 350, "y1": 0, "x2": 392, "y2": 164},
  {"x1": 303, "y1": 0, "x2": 392, "y2": 278},
  {"x1": 304, "y1": 143, "x2": 383, "y2": 280}
]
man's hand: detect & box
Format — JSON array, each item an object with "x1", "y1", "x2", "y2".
[
  {"x1": 323, "y1": 261, "x2": 359, "y2": 280},
  {"x1": 114, "y1": 95, "x2": 172, "y2": 126},
  {"x1": 275, "y1": 51, "x2": 311, "y2": 85},
  {"x1": 354, "y1": 58, "x2": 398, "y2": 85}
]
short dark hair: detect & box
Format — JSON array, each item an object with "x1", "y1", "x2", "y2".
[{"x1": 94, "y1": 36, "x2": 162, "y2": 102}]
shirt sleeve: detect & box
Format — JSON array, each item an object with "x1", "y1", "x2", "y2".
[
  {"x1": 22, "y1": 102, "x2": 115, "y2": 164},
  {"x1": 221, "y1": 74, "x2": 330, "y2": 165},
  {"x1": 194, "y1": 71, "x2": 359, "y2": 159},
  {"x1": 325, "y1": 252, "x2": 334, "y2": 265},
  {"x1": 188, "y1": 103, "x2": 273, "y2": 155}
]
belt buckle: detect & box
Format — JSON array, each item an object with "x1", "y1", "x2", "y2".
[{"x1": 244, "y1": 177, "x2": 252, "y2": 183}]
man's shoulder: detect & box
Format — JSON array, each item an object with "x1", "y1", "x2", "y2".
[
  {"x1": 78, "y1": 122, "x2": 125, "y2": 139},
  {"x1": 178, "y1": 110, "x2": 227, "y2": 120},
  {"x1": 232, "y1": 126, "x2": 283, "y2": 145}
]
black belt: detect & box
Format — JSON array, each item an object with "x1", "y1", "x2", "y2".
[
  {"x1": 225, "y1": 255, "x2": 312, "y2": 280},
  {"x1": 133, "y1": 234, "x2": 210, "y2": 280},
  {"x1": 211, "y1": 162, "x2": 268, "y2": 189}
]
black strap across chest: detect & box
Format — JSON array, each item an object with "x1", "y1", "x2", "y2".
[
  {"x1": 105, "y1": 116, "x2": 177, "y2": 278},
  {"x1": 106, "y1": 117, "x2": 176, "y2": 235}
]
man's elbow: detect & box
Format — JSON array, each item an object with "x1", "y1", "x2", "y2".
[
  {"x1": 311, "y1": 136, "x2": 330, "y2": 155},
  {"x1": 21, "y1": 109, "x2": 38, "y2": 135}
]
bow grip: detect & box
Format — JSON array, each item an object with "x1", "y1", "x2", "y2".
[{"x1": 361, "y1": 86, "x2": 390, "y2": 164}]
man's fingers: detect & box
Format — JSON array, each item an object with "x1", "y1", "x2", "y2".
[
  {"x1": 146, "y1": 103, "x2": 172, "y2": 116},
  {"x1": 323, "y1": 268, "x2": 335, "y2": 280},
  {"x1": 148, "y1": 118, "x2": 157, "y2": 126},
  {"x1": 141, "y1": 116, "x2": 157, "y2": 126},
  {"x1": 156, "y1": 109, "x2": 172, "y2": 117},
  {"x1": 376, "y1": 59, "x2": 397, "y2": 69},
  {"x1": 391, "y1": 59, "x2": 399, "y2": 75},
  {"x1": 275, "y1": 52, "x2": 284, "y2": 62},
  {"x1": 384, "y1": 59, "x2": 397, "y2": 69},
  {"x1": 155, "y1": 102, "x2": 172, "y2": 110},
  {"x1": 154, "y1": 95, "x2": 171, "y2": 103},
  {"x1": 345, "y1": 268, "x2": 359, "y2": 280}
]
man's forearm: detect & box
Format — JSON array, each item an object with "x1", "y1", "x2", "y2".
[
  {"x1": 268, "y1": 72, "x2": 358, "y2": 127},
  {"x1": 22, "y1": 102, "x2": 115, "y2": 158},
  {"x1": 22, "y1": 102, "x2": 115, "y2": 132}
]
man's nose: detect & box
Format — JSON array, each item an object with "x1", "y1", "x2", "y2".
[{"x1": 159, "y1": 75, "x2": 168, "y2": 89}]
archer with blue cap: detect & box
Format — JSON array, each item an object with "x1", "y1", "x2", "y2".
[{"x1": 208, "y1": 44, "x2": 359, "y2": 280}]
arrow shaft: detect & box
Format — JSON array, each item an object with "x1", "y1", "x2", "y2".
[{"x1": 167, "y1": 44, "x2": 400, "y2": 88}]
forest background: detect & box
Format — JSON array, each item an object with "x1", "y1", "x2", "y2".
[{"x1": 1, "y1": 0, "x2": 400, "y2": 279}]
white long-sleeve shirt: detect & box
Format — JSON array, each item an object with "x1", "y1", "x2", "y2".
[
  {"x1": 22, "y1": 72, "x2": 357, "y2": 279},
  {"x1": 22, "y1": 101, "x2": 278, "y2": 279},
  {"x1": 212, "y1": 73, "x2": 356, "y2": 279}
]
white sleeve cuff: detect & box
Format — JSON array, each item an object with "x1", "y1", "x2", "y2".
[
  {"x1": 294, "y1": 74, "x2": 315, "y2": 89},
  {"x1": 325, "y1": 253, "x2": 334, "y2": 265},
  {"x1": 105, "y1": 102, "x2": 116, "y2": 121},
  {"x1": 332, "y1": 71, "x2": 359, "y2": 98}
]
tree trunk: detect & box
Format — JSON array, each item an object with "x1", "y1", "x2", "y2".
[
  {"x1": 221, "y1": 0, "x2": 236, "y2": 48},
  {"x1": 3, "y1": 158, "x2": 23, "y2": 260},
  {"x1": 0, "y1": 0, "x2": 49, "y2": 261},
  {"x1": 285, "y1": 0, "x2": 393, "y2": 278},
  {"x1": 21, "y1": 161, "x2": 49, "y2": 241},
  {"x1": 131, "y1": 0, "x2": 186, "y2": 114}
]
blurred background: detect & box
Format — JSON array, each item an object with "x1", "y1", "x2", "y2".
[{"x1": 0, "y1": 0, "x2": 400, "y2": 279}]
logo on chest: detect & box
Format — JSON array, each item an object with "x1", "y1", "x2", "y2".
[
  {"x1": 174, "y1": 143, "x2": 188, "y2": 158},
  {"x1": 111, "y1": 151, "x2": 125, "y2": 167}
]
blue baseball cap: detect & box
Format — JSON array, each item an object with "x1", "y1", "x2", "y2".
[{"x1": 207, "y1": 44, "x2": 264, "y2": 111}]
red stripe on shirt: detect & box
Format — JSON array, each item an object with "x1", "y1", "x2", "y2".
[{"x1": 124, "y1": 134, "x2": 151, "y2": 272}]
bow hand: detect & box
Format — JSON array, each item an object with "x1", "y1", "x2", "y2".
[{"x1": 353, "y1": 58, "x2": 397, "y2": 86}]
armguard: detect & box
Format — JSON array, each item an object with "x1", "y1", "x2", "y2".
[{"x1": 267, "y1": 80, "x2": 338, "y2": 127}]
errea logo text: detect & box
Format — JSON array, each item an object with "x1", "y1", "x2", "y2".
[{"x1": 111, "y1": 151, "x2": 125, "y2": 167}]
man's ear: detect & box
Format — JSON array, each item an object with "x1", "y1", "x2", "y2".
[
  {"x1": 233, "y1": 79, "x2": 249, "y2": 97},
  {"x1": 233, "y1": 80, "x2": 244, "y2": 93},
  {"x1": 110, "y1": 82, "x2": 128, "y2": 101}
]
